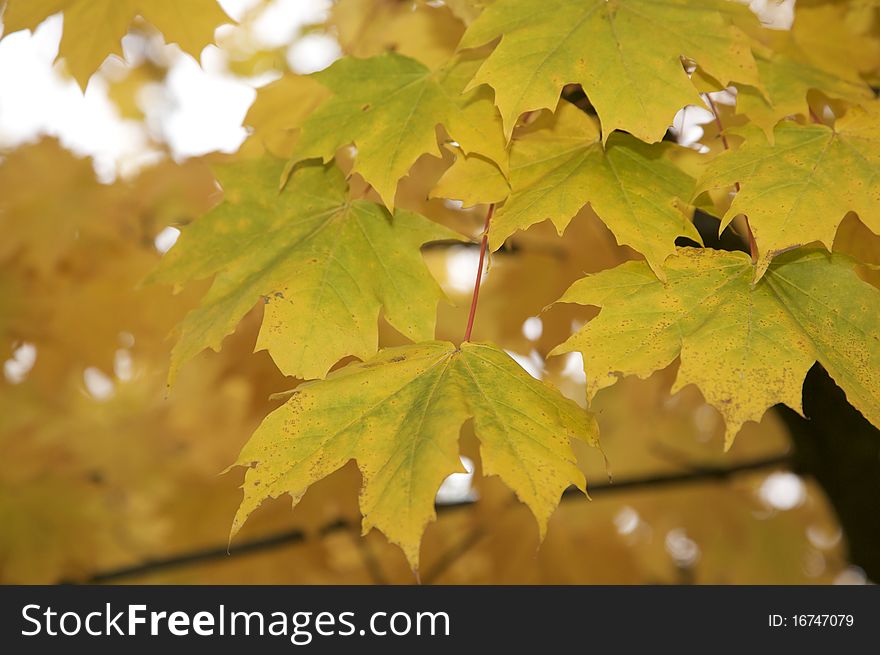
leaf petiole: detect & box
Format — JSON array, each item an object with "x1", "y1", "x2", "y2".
[{"x1": 463, "y1": 203, "x2": 495, "y2": 342}]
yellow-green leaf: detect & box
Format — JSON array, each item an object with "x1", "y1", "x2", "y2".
[
  {"x1": 330, "y1": 0, "x2": 465, "y2": 70},
  {"x1": 459, "y1": 0, "x2": 762, "y2": 142},
  {"x1": 150, "y1": 158, "x2": 461, "y2": 383},
  {"x1": 551, "y1": 247, "x2": 880, "y2": 447},
  {"x1": 232, "y1": 340, "x2": 599, "y2": 568},
  {"x1": 791, "y1": 1, "x2": 880, "y2": 80},
  {"x1": 288, "y1": 51, "x2": 507, "y2": 210},
  {"x1": 444, "y1": 0, "x2": 490, "y2": 25},
  {"x1": 696, "y1": 107, "x2": 880, "y2": 280},
  {"x1": 430, "y1": 149, "x2": 510, "y2": 207},
  {"x1": 1, "y1": 0, "x2": 231, "y2": 90},
  {"x1": 489, "y1": 102, "x2": 701, "y2": 277},
  {"x1": 734, "y1": 50, "x2": 875, "y2": 139},
  {"x1": 244, "y1": 74, "x2": 331, "y2": 158},
  {"x1": 0, "y1": 138, "x2": 114, "y2": 273}
]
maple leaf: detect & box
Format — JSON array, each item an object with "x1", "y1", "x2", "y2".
[
  {"x1": 696, "y1": 106, "x2": 880, "y2": 280},
  {"x1": 330, "y1": 0, "x2": 465, "y2": 70},
  {"x1": 732, "y1": 48, "x2": 875, "y2": 139},
  {"x1": 551, "y1": 247, "x2": 880, "y2": 447},
  {"x1": 430, "y1": 148, "x2": 511, "y2": 208},
  {"x1": 288, "y1": 51, "x2": 507, "y2": 210},
  {"x1": 0, "y1": 139, "x2": 113, "y2": 274},
  {"x1": 790, "y1": 2, "x2": 880, "y2": 80},
  {"x1": 150, "y1": 158, "x2": 462, "y2": 383},
  {"x1": 231, "y1": 341, "x2": 598, "y2": 568},
  {"x1": 834, "y1": 214, "x2": 880, "y2": 290},
  {"x1": 0, "y1": 143, "x2": 218, "y2": 385},
  {"x1": 1, "y1": 0, "x2": 232, "y2": 90},
  {"x1": 437, "y1": 101, "x2": 700, "y2": 277},
  {"x1": 714, "y1": 6, "x2": 877, "y2": 138},
  {"x1": 443, "y1": 0, "x2": 489, "y2": 25},
  {"x1": 459, "y1": 0, "x2": 762, "y2": 142},
  {"x1": 244, "y1": 74, "x2": 330, "y2": 158}
]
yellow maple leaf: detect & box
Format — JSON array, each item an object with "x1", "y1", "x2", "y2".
[
  {"x1": 552, "y1": 247, "x2": 880, "y2": 448},
  {"x1": 459, "y1": 0, "x2": 763, "y2": 141},
  {"x1": 696, "y1": 105, "x2": 880, "y2": 280},
  {"x1": 232, "y1": 341, "x2": 599, "y2": 569},
  {"x1": 490, "y1": 102, "x2": 701, "y2": 277},
  {"x1": 1, "y1": 0, "x2": 232, "y2": 89}
]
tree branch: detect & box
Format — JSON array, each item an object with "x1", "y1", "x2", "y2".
[{"x1": 73, "y1": 453, "x2": 791, "y2": 584}]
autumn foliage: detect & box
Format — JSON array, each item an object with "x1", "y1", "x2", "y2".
[{"x1": 1, "y1": 0, "x2": 879, "y2": 584}]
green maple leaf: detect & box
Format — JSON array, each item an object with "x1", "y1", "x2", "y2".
[
  {"x1": 459, "y1": 0, "x2": 762, "y2": 142},
  {"x1": 696, "y1": 106, "x2": 880, "y2": 280},
  {"x1": 1, "y1": 0, "x2": 231, "y2": 90},
  {"x1": 551, "y1": 247, "x2": 880, "y2": 448},
  {"x1": 231, "y1": 340, "x2": 599, "y2": 568},
  {"x1": 288, "y1": 51, "x2": 507, "y2": 210},
  {"x1": 487, "y1": 101, "x2": 701, "y2": 277},
  {"x1": 150, "y1": 158, "x2": 461, "y2": 383}
]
